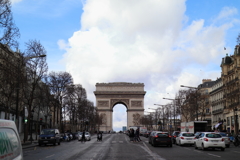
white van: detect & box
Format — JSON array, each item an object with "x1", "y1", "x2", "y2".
[{"x1": 0, "y1": 119, "x2": 23, "y2": 160}]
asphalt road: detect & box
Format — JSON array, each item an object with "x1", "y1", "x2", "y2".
[{"x1": 23, "y1": 133, "x2": 240, "y2": 160}]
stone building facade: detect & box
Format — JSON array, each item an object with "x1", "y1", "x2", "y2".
[
  {"x1": 94, "y1": 82, "x2": 146, "y2": 131},
  {"x1": 221, "y1": 46, "x2": 240, "y2": 134},
  {"x1": 209, "y1": 78, "x2": 225, "y2": 130}
]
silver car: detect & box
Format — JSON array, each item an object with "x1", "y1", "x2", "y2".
[
  {"x1": 78, "y1": 132, "x2": 91, "y2": 141},
  {"x1": 216, "y1": 132, "x2": 230, "y2": 148}
]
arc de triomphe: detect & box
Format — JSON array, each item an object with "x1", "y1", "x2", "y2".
[{"x1": 94, "y1": 82, "x2": 146, "y2": 131}]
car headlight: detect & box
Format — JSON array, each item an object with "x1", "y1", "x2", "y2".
[{"x1": 50, "y1": 137, "x2": 55, "y2": 139}]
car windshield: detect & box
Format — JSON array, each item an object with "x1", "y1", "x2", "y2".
[
  {"x1": 206, "y1": 133, "x2": 221, "y2": 138},
  {"x1": 157, "y1": 133, "x2": 169, "y2": 137},
  {"x1": 182, "y1": 133, "x2": 195, "y2": 137},
  {"x1": 41, "y1": 129, "x2": 55, "y2": 135}
]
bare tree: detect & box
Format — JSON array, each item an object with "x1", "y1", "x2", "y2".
[
  {"x1": 237, "y1": 33, "x2": 240, "y2": 45},
  {"x1": 22, "y1": 40, "x2": 48, "y2": 141},
  {"x1": 175, "y1": 89, "x2": 196, "y2": 122},
  {"x1": 0, "y1": 0, "x2": 20, "y2": 48},
  {"x1": 0, "y1": 44, "x2": 19, "y2": 119},
  {"x1": 45, "y1": 71, "x2": 73, "y2": 132}
]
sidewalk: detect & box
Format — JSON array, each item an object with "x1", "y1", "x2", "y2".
[{"x1": 20, "y1": 132, "x2": 38, "y2": 149}]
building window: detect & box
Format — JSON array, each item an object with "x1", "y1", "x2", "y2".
[
  {"x1": 227, "y1": 117, "x2": 230, "y2": 126},
  {"x1": 231, "y1": 116, "x2": 234, "y2": 125}
]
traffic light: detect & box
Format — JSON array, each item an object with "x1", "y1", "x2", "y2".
[
  {"x1": 40, "y1": 118, "x2": 43, "y2": 125},
  {"x1": 24, "y1": 118, "x2": 28, "y2": 124}
]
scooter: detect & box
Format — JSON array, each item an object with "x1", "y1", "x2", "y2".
[
  {"x1": 97, "y1": 134, "x2": 102, "y2": 141},
  {"x1": 63, "y1": 133, "x2": 70, "y2": 142},
  {"x1": 233, "y1": 134, "x2": 240, "y2": 146}
]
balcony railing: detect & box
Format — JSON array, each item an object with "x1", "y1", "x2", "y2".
[
  {"x1": 212, "y1": 108, "x2": 224, "y2": 115},
  {"x1": 229, "y1": 102, "x2": 239, "y2": 108}
]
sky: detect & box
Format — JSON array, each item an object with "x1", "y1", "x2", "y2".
[{"x1": 11, "y1": 0, "x2": 240, "y2": 131}]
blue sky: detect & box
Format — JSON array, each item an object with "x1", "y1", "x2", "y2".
[{"x1": 11, "y1": 0, "x2": 240, "y2": 131}]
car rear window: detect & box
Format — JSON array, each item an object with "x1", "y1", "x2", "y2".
[
  {"x1": 41, "y1": 129, "x2": 55, "y2": 135},
  {"x1": 157, "y1": 133, "x2": 169, "y2": 137},
  {"x1": 206, "y1": 133, "x2": 221, "y2": 138},
  {"x1": 182, "y1": 133, "x2": 195, "y2": 137}
]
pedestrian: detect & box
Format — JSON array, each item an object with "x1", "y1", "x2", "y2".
[
  {"x1": 132, "y1": 129, "x2": 136, "y2": 142},
  {"x1": 81, "y1": 130, "x2": 86, "y2": 143},
  {"x1": 135, "y1": 128, "x2": 141, "y2": 142},
  {"x1": 129, "y1": 129, "x2": 134, "y2": 142},
  {"x1": 97, "y1": 131, "x2": 102, "y2": 141}
]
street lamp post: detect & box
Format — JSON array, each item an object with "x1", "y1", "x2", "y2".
[
  {"x1": 180, "y1": 85, "x2": 199, "y2": 121},
  {"x1": 15, "y1": 54, "x2": 46, "y2": 132}
]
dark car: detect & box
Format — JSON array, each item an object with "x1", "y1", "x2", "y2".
[
  {"x1": 38, "y1": 128, "x2": 61, "y2": 146},
  {"x1": 149, "y1": 131, "x2": 172, "y2": 147},
  {"x1": 171, "y1": 131, "x2": 180, "y2": 144},
  {"x1": 143, "y1": 131, "x2": 151, "y2": 138}
]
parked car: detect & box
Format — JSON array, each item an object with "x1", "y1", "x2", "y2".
[
  {"x1": 66, "y1": 132, "x2": 73, "y2": 140},
  {"x1": 62, "y1": 133, "x2": 70, "y2": 141},
  {"x1": 148, "y1": 131, "x2": 172, "y2": 147},
  {"x1": 0, "y1": 119, "x2": 23, "y2": 160},
  {"x1": 171, "y1": 131, "x2": 180, "y2": 144},
  {"x1": 194, "y1": 132, "x2": 225, "y2": 151},
  {"x1": 38, "y1": 128, "x2": 61, "y2": 146},
  {"x1": 216, "y1": 132, "x2": 230, "y2": 148},
  {"x1": 78, "y1": 132, "x2": 91, "y2": 141},
  {"x1": 73, "y1": 132, "x2": 79, "y2": 139},
  {"x1": 143, "y1": 131, "x2": 151, "y2": 138},
  {"x1": 176, "y1": 132, "x2": 195, "y2": 146}
]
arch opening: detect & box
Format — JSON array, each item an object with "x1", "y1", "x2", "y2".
[{"x1": 112, "y1": 104, "x2": 127, "y2": 132}]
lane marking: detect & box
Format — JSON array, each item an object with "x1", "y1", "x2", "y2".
[
  {"x1": 142, "y1": 142, "x2": 166, "y2": 160},
  {"x1": 45, "y1": 154, "x2": 55, "y2": 158},
  {"x1": 208, "y1": 153, "x2": 221, "y2": 158}
]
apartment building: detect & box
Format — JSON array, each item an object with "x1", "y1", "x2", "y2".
[
  {"x1": 220, "y1": 46, "x2": 240, "y2": 134},
  {"x1": 197, "y1": 79, "x2": 215, "y2": 131},
  {"x1": 209, "y1": 78, "x2": 225, "y2": 131}
]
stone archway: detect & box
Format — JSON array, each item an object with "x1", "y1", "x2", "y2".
[{"x1": 94, "y1": 82, "x2": 146, "y2": 131}]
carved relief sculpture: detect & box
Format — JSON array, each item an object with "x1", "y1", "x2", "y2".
[
  {"x1": 98, "y1": 101, "x2": 109, "y2": 107},
  {"x1": 101, "y1": 113, "x2": 107, "y2": 125},
  {"x1": 131, "y1": 101, "x2": 142, "y2": 107},
  {"x1": 132, "y1": 113, "x2": 141, "y2": 126}
]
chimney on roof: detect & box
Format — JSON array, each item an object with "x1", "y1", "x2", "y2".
[{"x1": 202, "y1": 79, "x2": 212, "y2": 83}]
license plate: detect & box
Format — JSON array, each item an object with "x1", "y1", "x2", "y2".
[
  {"x1": 211, "y1": 140, "x2": 218, "y2": 142},
  {"x1": 186, "y1": 138, "x2": 192, "y2": 140}
]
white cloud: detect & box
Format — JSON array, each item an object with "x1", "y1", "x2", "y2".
[
  {"x1": 61, "y1": 0, "x2": 239, "y2": 128},
  {"x1": 10, "y1": 0, "x2": 22, "y2": 4}
]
